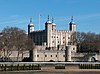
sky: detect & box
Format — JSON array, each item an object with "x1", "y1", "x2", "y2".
[{"x1": 0, "y1": 0, "x2": 100, "y2": 33}]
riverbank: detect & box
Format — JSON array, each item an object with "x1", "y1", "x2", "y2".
[
  {"x1": 40, "y1": 69, "x2": 100, "y2": 72},
  {"x1": 0, "y1": 62, "x2": 100, "y2": 72}
]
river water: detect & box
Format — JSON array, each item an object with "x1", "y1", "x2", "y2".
[{"x1": 0, "y1": 71, "x2": 100, "y2": 74}]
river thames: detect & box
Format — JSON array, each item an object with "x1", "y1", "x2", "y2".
[{"x1": 0, "y1": 71, "x2": 100, "y2": 74}]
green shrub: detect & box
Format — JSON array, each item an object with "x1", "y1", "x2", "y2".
[{"x1": 55, "y1": 65, "x2": 65, "y2": 69}]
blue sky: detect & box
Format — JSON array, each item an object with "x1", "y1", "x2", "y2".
[{"x1": 0, "y1": 0, "x2": 100, "y2": 33}]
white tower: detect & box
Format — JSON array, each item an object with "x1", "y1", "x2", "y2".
[
  {"x1": 28, "y1": 18, "x2": 34, "y2": 34},
  {"x1": 69, "y1": 16, "x2": 76, "y2": 32}
]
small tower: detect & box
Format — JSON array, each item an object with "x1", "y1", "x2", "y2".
[
  {"x1": 69, "y1": 16, "x2": 76, "y2": 31},
  {"x1": 65, "y1": 45, "x2": 72, "y2": 61},
  {"x1": 52, "y1": 17, "x2": 56, "y2": 30},
  {"x1": 45, "y1": 15, "x2": 53, "y2": 47},
  {"x1": 45, "y1": 15, "x2": 52, "y2": 25},
  {"x1": 28, "y1": 18, "x2": 34, "y2": 34},
  {"x1": 45, "y1": 15, "x2": 52, "y2": 31}
]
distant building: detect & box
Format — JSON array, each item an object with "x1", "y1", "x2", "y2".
[{"x1": 28, "y1": 16, "x2": 77, "y2": 61}]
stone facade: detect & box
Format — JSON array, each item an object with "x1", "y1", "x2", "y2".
[
  {"x1": 1, "y1": 16, "x2": 100, "y2": 62},
  {"x1": 28, "y1": 17, "x2": 76, "y2": 50},
  {"x1": 28, "y1": 16, "x2": 77, "y2": 62}
]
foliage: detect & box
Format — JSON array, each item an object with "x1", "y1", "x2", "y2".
[
  {"x1": 55, "y1": 65, "x2": 65, "y2": 69},
  {"x1": 0, "y1": 64, "x2": 41, "y2": 71},
  {"x1": 79, "y1": 64, "x2": 100, "y2": 69}
]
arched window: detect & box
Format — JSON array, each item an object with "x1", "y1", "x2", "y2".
[{"x1": 91, "y1": 57, "x2": 96, "y2": 62}]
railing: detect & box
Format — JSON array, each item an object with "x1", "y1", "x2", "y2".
[{"x1": 0, "y1": 62, "x2": 99, "y2": 65}]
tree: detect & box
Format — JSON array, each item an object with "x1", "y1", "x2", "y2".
[
  {"x1": 76, "y1": 32, "x2": 87, "y2": 52},
  {"x1": 76, "y1": 32, "x2": 100, "y2": 53},
  {"x1": 0, "y1": 27, "x2": 34, "y2": 61}
]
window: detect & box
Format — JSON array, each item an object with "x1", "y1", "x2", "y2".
[
  {"x1": 68, "y1": 42, "x2": 70, "y2": 45},
  {"x1": 51, "y1": 55, "x2": 52, "y2": 57},
  {"x1": 68, "y1": 37, "x2": 70, "y2": 39},
  {"x1": 56, "y1": 55, "x2": 57, "y2": 57},
  {"x1": 63, "y1": 37, "x2": 65, "y2": 39},
  {"x1": 45, "y1": 55, "x2": 47, "y2": 57},
  {"x1": 37, "y1": 55, "x2": 39, "y2": 57},
  {"x1": 58, "y1": 41, "x2": 59, "y2": 43},
  {"x1": 73, "y1": 48, "x2": 75, "y2": 50},
  {"x1": 63, "y1": 55, "x2": 65, "y2": 57}
]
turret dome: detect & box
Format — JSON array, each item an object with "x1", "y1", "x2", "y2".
[
  {"x1": 29, "y1": 18, "x2": 34, "y2": 26},
  {"x1": 45, "y1": 15, "x2": 52, "y2": 24},
  {"x1": 52, "y1": 22, "x2": 56, "y2": 25},
  {"x1": 69, "y1": 16, "x2": 76, "y2": 31},
  {"x1": 52, "y1": 17, "x2": 56, "y2": 25},
  {"x1": 46, "y1": 20, "x2": 52, "y2": 24},
  {"x1": 69, "y1": 16, "x2": 76, "y2": 25},
  {"x1": 28, "y1": 18, "x2": 34, "y2": 33},
  {"x1": 69, "y1": 21, "x2": 75, "y2": 25}
]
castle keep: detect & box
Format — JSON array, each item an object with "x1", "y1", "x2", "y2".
[{"x1": 28, "y1": 16, "x2": 77, "y2": 61}]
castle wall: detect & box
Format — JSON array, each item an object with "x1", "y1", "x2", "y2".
[
  {"x1": 51, "y1": 30, "x2": 71, "y2": 48},
  {"x1": 28, "y1": 17, "x2": 77, "y2": 62},
  {"x1": 37, "y1": 50, "x2": 65, "y2": 61},
  {"x1": 2, "y1": 50, "x2": 100, "y2": 62},
  {"x1": 30, "y1": 30, "x2": 46, "y2": 45}
]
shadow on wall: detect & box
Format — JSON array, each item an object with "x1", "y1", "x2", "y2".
[
  {"x1": 0, "y1": 57, "x2": 12, "y2": 62},
  {"x1": 22, "y1": 57, "x2": 32, "y2": 62}
]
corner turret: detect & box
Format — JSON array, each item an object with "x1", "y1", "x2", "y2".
[
  {"x1": 45, "y1": 15, "x2": 52, "y2": 31},
  {"x1": 69, "y1": 16, "x2": 76, "y2": 32},
  {"x1": 28, "y1": 18, "x2": 34, "y2": 34}
]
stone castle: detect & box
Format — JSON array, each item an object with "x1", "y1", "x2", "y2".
[
  {"x1": 28, "y1": 16, "x2": 77, "y2": 61},
  {"x1": 0, "y1": 15, "x2": 99, "y2": 62}
]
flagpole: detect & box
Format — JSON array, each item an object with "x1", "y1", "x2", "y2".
[{"x1": 39, "y1": 14, "x2": 40, "y2": 30}]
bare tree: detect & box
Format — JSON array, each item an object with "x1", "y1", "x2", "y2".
[
  {"x1": 0, "y1": 27, "x2": 34, "y2": 61},
  {"x1": 76, "y1": 32, "x2": 100, "y2": 53}
]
